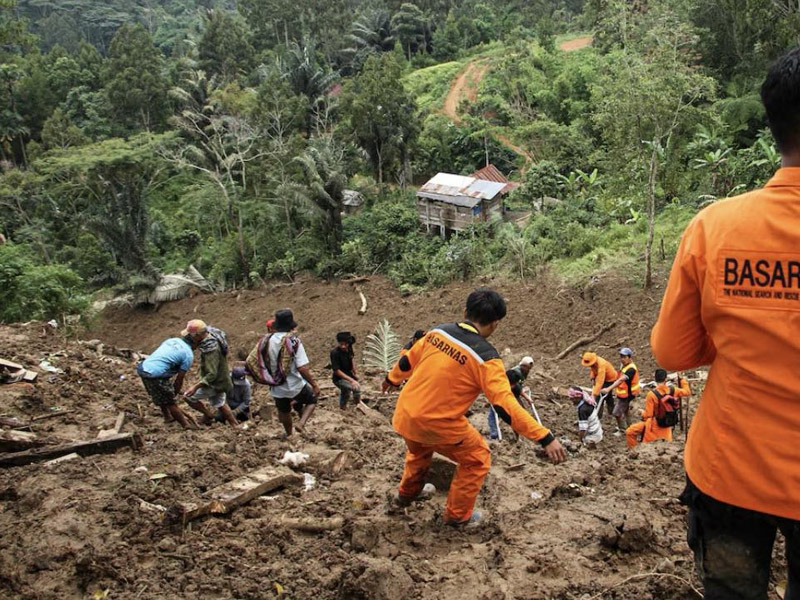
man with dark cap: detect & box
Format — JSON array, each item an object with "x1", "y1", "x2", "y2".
[
  {"x1": 266, "y1": 309, "x2": 320, "y2": 436},
  {"x1": 331, "y1": 332, "x2": 360, "y2": 409},
  {"x1": 216, "y1": 366, "x2": 251, "y2": 422}
]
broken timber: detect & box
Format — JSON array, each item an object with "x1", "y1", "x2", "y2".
[
  {"x1": 167, "y1": 464, "x2": 303, "y2": 525},
  {"x1": 0, "y1": 358, "x2": 37, "y2": 383},
  {"x1": 0, "y1": 432, "x2": 142, "y2": 467},
  {"x1": 278, "y1": 516, "x2": 344, "y2": 532},
  {"x1": 554, "y1": 322, "x2": 616, "y2": 360},
  {"x1": 0, "y1": 430, "x2": 41, "y2": 453},
  {"x1": 97, "y1": 412, "x2": 126, "y2": 439}
]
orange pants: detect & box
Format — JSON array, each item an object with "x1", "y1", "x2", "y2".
[
  {"x1": 626, "y1": 420, "x2": 673, "y2": 448},
  {"x1": 398, "y1": 425, "x2": 490, "y2": 523}
]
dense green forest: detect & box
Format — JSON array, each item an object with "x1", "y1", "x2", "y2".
[{"x1": 0, "y1": 0, "x2": 798, "y2": 321}]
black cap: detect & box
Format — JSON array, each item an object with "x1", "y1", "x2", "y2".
[{"x1": 273, "y1": 309, "x2": 297, "y2": 332}]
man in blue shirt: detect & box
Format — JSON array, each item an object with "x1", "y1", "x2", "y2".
[{"x1": 137, "y1": 319, "x2": 207, "y2": 429}]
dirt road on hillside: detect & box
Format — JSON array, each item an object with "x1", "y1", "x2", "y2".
[
  {"x1": 441, "y1": 36, "x2": 592, "y2": 166},
  {"x1": 442, "y1": 60, "x2": 488, "y2": 125}
]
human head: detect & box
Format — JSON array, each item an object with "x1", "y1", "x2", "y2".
[
  {"x1": 619, "y1": 347, "x2": 633, "y2": 365},
  {"x1": 265, "y1": 318, "x2": 276, "y2": 333},
  {"x1": 273, "y1": 309, "x2": 297, "y2": 333},
  {"x1": 336, "y1": 331, "x2": 355, "y2": 350},
  {"x1": 761, "y1": 47, "x2": 800, "y2": 157},
  {"x1": 655, "y1": 368, "x2": 667, "y2": 383},
  {"x1": 519, "y1": 356, "x2": 534, "y2": 375},
  {"x1": 232, "y1": 365, "x2": 247, "y2": 383},
  {"x1": 568, "y1": 385, "x2": 585, "y2": 405},
  {"x1": 464, "y1": 288, "x2": 507, "y2": 336},
  {"x1": 181, "y1": 319, "x2": 207, "y2": 346},
  {"x1": 581, "y1": 352, "x2": 598, "y2": 367}
]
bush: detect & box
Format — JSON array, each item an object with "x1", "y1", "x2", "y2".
[{"x1": 0, "y1": 244, "x2": 89, "y2": 323}]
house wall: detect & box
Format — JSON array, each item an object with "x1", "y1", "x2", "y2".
[{"x1": 417, "y1": 198, "x2": 481, "y2": 232}]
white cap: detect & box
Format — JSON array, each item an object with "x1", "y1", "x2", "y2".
[{"x1": 520, "y1": 356, "x2": 534, "y2": 367}]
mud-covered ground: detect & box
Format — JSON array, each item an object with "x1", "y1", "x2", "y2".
[{"x1": 0, "y1": 275, "x2": 787, "y2": 599}]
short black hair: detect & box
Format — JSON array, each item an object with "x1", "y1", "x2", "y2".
[
  {"x1": 655, "y1": 369, "x2": 667, "y2": 383},
  {"x1": 465, "y1": 288, "x2": 507, "y2": 325},
  {"x1": 761, "y1": 46, "x2": 800, "y2": 154}
]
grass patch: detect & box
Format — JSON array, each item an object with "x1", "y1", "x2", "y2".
[{"x1": 403, "y1": 61, "x2": 464, "y2": 113}]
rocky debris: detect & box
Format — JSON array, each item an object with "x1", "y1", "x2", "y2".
[
  {"x1": 341, "y1": 557, "x2": 414, "y2": 600},
  {"x1": 600, "y1": 513, "x2": 656, "y2": 552}
]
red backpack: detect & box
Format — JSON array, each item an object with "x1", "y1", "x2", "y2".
[{"x1": 653, "y1": 387, "x2": 679, "y2": 428}]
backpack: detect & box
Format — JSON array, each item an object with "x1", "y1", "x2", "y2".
[
  {"x1": 653, "y1": 387, "x2": 679, "y2": 428},
  {"x1": 245, "y1": 333, "x2": 299, "y2": 386},
  {"x1": 202, "y1": 326, "x2": 229, "y2": 356}
]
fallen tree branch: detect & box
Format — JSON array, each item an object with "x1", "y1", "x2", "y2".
[
  {"x1": 31, "y1": 410, "x2": 71, "y2": 422},
  {"x1": 0, "y1": 432, "x2": 142, "y2": 467},
  {"x1": 342, "y1": 276, "x2": 369, "y2": 285},
  {"x1": 555, "y1": 322, "x2": 616, "y2": 360},
  {"x1": 584, "y1": 571, "x2": 704, "y2": 600},
  {"x1": 357, "y1": 285, "x2": 367, "y2": 315}
]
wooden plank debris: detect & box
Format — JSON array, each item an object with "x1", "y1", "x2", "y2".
[
  {"x1": 0, "y1": 430, "x2": 41, "y2": 452},
  {"x1": 0, "y1": 432, "x2": 143, "y2": 468},
  {"x1": 357, "y1": 285, "x2": 368, "y2": 315},
  {"x1": 43, "y1": 452, "x2": 81, "y2": 467},
  {"x1": 97, "y1": 412, "x2": 126, "y2": 439},
  {"x1": 167, "y1": 464, "x2": 303, "y2": 525}
]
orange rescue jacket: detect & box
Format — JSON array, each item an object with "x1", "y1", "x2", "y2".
[
  {"x1": 388, "y1": 322, "x2": 554, "y2": 447},
  {"x1": 652, "y1": 167, "x2": 800, "y2": 520},
  {"x1": 590, "y1": 356, "x2": 618, "y2": 397},
  {"x1": 639, "y1": 379, "x2": 691, "y2": 443}
]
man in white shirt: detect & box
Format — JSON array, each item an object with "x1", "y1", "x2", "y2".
[
  {"x1": 267, "y1": 309, "x2": 321, "y2": 436},
  {"x1": 569, "y1": 386, "x2": 603, "y2": 445}
]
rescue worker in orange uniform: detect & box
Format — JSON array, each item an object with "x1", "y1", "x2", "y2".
[
  {"x1": 625, "y1": 369, "x2": 690, "y2": 448},
  {"x1": 651, "y1": 47, "x2": 800, "y2": 600},
  {"x1": 580, "y1": 351, "x2": 617, "y2": 420},
  {"x1": 382, "y1": 288, "x2": 567, "y2": 526},
  {"x1": 601, "y1": 347, "x2": 640, "y2": 435}
]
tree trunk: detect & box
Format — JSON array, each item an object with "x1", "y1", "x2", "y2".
[{"x1": 644, "y1": 140, "x2": 659, "y2": 290}]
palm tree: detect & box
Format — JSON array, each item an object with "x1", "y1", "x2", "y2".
[
  {"x1": 294, "y1": 140, "x2": 347, "y2": 255},
  {"x1": 344, "y1": 9, "x2": 395, "y2": 72},
  {"x1": 279, "y1": 36, "x2": 338, "y2": 131}
]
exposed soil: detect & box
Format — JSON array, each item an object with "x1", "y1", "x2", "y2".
[
  {"x1": 0, "y1": 272, "x2": 747, "y2": 600},
  {"x1": 558, "y1": 36, "x2": 594, "y2": 52},
  {"x1": 442, "y1": 60, "x2": 489, "y2": 126}
]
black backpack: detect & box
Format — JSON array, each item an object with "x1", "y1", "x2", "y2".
[{"x1": 653, "y1": 387, "x2": 679, "y2": 428}]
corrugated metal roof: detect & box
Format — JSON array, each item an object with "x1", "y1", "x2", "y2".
[
  {"x1": 417, "y1": 191, "x2": 482, "y2": 208},
  {"x1": 470, "y1": 164, "x2": 520, "y2": 194},
  {"x1": 418, "y1": 172, "x2": 505, "y2": 205}
]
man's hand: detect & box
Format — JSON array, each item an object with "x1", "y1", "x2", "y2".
[
  {"x1": 182, "y1": 383, "x2": 199, "y2": 398},
  {"x1": 350, "y1": 380, "x2": 361, "y2": 391},
  {"x1": 600, "y1": 387, "x2": 610, "y2": 395},
  {"x1": 311, "y1": 382, "x2": 321, "y2": 398},
  {"x1": 543, "y1": 439, "x2": 567, "y2": 464},
  {"x1": 382, "y1": 379, "x2": 399, "y2": 394}
]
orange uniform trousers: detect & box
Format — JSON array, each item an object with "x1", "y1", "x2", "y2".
[
  {"x1": 626, "y1": 419, "x2": 673, "y2": 448},
  {"x1": 398, "y1": 425, "x2": 490, "y2": 523}
]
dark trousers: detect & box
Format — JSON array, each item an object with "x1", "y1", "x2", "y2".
[
  {"x1": 681, "y1": 477, "x2": 800, "y2": 600},
  {"x1": 596, "y1": 391, "x2": 614, "y2": 418}
]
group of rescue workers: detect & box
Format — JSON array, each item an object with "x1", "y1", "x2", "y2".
[{"x1": 133, "y1": 46, "x2": 800, "y2": 600}]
